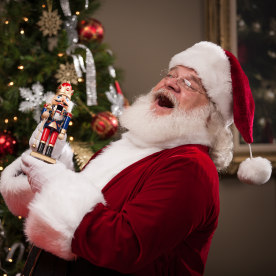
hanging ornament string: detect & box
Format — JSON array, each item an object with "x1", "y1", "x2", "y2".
[
  {"x1": 66, "y1": 44, "x2": 97, "y2": 106},
  {"x1": 47, "y1": 0, "x2": 52, "y2": 12}
]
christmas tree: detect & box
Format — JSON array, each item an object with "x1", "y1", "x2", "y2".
[{"x1": 0, "y1": 0, "x2": 125, "y2": 274}]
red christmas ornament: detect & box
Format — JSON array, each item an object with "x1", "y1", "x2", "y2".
[
  {"x1": 91, "y1": 111, "x2": 118, "y2": 139},
  {"x1": 0, "y1": 132, "x2": 17, "y2": 157},
  {"x1": 78, "y1": 18, "x2": 104, "y2": 43}
]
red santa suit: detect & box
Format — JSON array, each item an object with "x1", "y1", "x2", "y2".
[{"x1": 72, "y1": 143, "x2": 219, "y2": 275}]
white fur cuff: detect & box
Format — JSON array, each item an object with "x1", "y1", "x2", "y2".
[
  {"x1": 25, "y1": 172, "x2": 105, "y2": 260},
  {"x1": 0, "y1": 153, "x2": 34, "y2": 217}
]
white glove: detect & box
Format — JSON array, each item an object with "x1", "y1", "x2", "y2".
[
  {"x1": 0, "y1": 150, "x2": 35, "y2": 217},
  {"x1": 29, "y1": 121, "x2": 68, "y2": 160},
  {"x1": 21, "y1": 152, "x2": 67, "y2": 193}
]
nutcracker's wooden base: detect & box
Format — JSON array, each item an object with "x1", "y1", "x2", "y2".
[{"x1": 30, "y1": 151, "x2": 56, "y2": 164}]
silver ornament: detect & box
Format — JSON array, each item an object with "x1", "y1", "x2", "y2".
[{"x1": 67, "y1": 44, "x2": 97, "y2": 106}]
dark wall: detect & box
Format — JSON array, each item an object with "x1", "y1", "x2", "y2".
[{"x1": 205, "y1": 176, "x2": 276, "y2": 276}]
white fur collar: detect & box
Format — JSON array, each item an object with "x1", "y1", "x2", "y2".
[{"x1": 81, "y1": 130, "x2": 211, "y2": 191}]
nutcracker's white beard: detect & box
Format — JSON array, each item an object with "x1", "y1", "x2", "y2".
[{"x1": 119, "y1": 90, "x2": 214, "y2": 149}]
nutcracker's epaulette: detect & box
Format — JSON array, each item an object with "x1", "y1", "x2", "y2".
[{"x1": 67, "y1": 112, "x2": 72, "y2": 118}]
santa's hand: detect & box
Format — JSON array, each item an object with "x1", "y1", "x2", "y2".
[{"x1": 21, "y1": 153, "x2": 65, "y2": 193}]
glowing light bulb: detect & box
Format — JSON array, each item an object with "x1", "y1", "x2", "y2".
[
  {"x1": 5, "y1": 20, "x2": 9, "y2": 24},
  {"x1": 69, "y1": 121, "x2": 73, "y2": 126},
  {"x1": 8, "y1": 258, "x2": 13, "y2": 262},
  {"x1": 78, "y1": 77, "x2": 84, "y2": 83},
  {"x1": 13, "y1": 116, "x2": 18, "y2": 121},
  {"x1": 0, "y1": 167, "x2": 3, "y2": 171},
  {"x1": 18, "y1": 216, "x2": 22, "y2": 219},
  {"x1": 8, "y1": 81, "x2": 14, "y2": 86},
  {"x1": 18, "y1": 65, "x2": 24, "y2": 70},
  {"x1": 42, "y1": 4, "x2": 46, "y2": 8},
  {"x1": 20, "y1": 29, "x2": 24, "y2": 34},
  {"x1": 23, "y1": 17, "x2": 29, "y2": 22},
  {"x1": 76, "y1": 11, "x2": 80, "y2": 15},
  {"x1": 4, "y1": 119, "x2": 8, "y2": 124},
  {"x1": 57, "y1": 53, "x2": 64, "y2": 57},
  {"x1": 69, "y1": 136, "x2": 74, "y2": 141}
]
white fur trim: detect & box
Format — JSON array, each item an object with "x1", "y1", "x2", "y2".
[
  {"x1": 237, "y1": 157, "x2": 272, "y2": 185},
  {"x1": 81, "y1": 133, "x2": 161, "y2": 190},
  {"x1": 25, "y1": 171, "x2": 105, "y2": 260},
  {"x1": 169, "y1": 41, "x2": 233, "y2": 126},
  {"x1": 82, "y1": 128, "x2": 213, "y2": 191},
  {"x1": 0, "y1": 151, "x2": 34, "y2": 217}
]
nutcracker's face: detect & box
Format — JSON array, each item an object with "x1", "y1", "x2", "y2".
[{"x1": 51, "y1": 94, "x2": 70, "y2": 111}]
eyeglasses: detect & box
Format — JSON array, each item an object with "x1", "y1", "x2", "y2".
[{"x1": 160, "y1": 69, "x2": 206, "y2": 96}]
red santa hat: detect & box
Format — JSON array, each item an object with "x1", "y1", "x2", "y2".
[{"x1": 169, "y1": 41, "x2": 272, "y2": 185}]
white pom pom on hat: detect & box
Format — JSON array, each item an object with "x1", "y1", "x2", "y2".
[
  {"x1": 237, "y1": 155, "x2": 272, "y2": 185},
  {"x1": 169, "y1": 41, "x2": 272, "y2": 185}
]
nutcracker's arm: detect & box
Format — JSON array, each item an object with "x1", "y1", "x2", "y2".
[
  {"x1": 40, "y1": 103, "x2": 52, "y2": 120},
  {"x1": 58, "y1": 112, "x2": 72, "y2": 139},
  {"x1": 62, "y1": 112, "x2": 72, "y2": 132}
]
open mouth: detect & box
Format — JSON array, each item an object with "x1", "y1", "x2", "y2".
[{"x1": 156, "y1": 94, "x2": 175, "y2": 108}]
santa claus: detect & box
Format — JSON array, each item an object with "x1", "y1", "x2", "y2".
[{"x1": 0, "y1": 41, "x2": 272, "y2": 275}]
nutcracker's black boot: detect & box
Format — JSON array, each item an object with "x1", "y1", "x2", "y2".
[
  {"x1": 45, "y1": 145, "x2": 54, "y2": 157},
  {"x1": 37, "y1": 142, "x2": 46, "y2": 154}
]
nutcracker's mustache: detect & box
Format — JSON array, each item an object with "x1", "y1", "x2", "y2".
[{"x1": 55, "y1": 99, "x2": 68, "y2": 107}]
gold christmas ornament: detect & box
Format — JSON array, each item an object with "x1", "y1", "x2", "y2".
[
  {"x1": 70, "y1": 141, "x2": 94, "y2": 170},
  {"x1": 55, "y1": 62, "x2": 78, "y2": 85},
  {"x1": 37, "y1": 9, "x2": 62, "y2": 37}
]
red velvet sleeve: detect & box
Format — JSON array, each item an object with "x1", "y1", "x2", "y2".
[{"x1": 71, "y1": 154, "x2": 219, "y2": 273}]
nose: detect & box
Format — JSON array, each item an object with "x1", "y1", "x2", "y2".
[{"x1": 164, "y1": 77, "x2": 181, "y2": 93}]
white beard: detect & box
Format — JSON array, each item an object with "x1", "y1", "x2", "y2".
[
  {"x1": 119, "y1": 91, "x2": 214, "y2": 149},
  {"x1": 81, "y1": 91, "x2": 215, "y2": 192}
]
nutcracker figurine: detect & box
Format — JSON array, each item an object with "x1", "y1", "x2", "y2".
[{"x1": 30, "y1": 82, "x2": 73, "y2": 164}]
